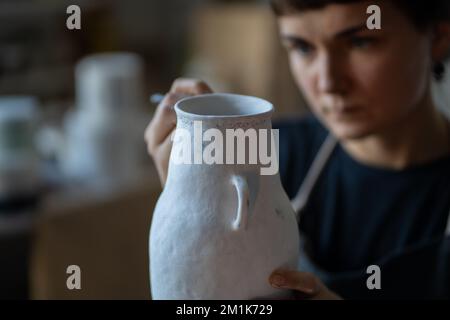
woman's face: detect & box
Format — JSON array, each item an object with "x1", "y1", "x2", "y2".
[{"x1": 278, "y1": 1, "x2": 436, "y2": 139}]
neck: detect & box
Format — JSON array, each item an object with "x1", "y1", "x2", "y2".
[{"x1": 341, "y1": 92, "x2": 450, "y2": 170}]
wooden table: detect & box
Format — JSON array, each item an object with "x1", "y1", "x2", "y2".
[{"x1": 29, "y1": 167, "x2": 161, "y2": 299}]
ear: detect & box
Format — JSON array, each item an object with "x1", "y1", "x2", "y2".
[{"x1": 432, "y1": 22, "x2": 450, "y2": 62}]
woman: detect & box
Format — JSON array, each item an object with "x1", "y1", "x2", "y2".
[{"x1": 145, "y1": 0, "x2": 450, "y2": 299}]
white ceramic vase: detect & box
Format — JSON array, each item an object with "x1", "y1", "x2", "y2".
[{"x1": 149, "y1": 94, "x2": 299, "y2": 300}]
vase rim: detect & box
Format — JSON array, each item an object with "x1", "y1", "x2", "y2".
[{"x1": 175, "y1": 93, "x2": 274, "y2": 121}]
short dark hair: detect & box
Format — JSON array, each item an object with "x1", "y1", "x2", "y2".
[{"x1": 270, "y1": 0, "x2": 450, "y2": 80}]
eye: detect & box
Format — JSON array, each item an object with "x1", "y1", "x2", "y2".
[
  {"x1": 285, "y1": 40, "x2": 314, "y2": 57},
  {"x1": 350, "y1": 36, "x2": 375, "y2": 49},
  {"x1": 294, "y1": 42, "x2": 314, "y2": 56},
  {"x1": 281, "y1": 35, "x2": 316, "y2": 58}
]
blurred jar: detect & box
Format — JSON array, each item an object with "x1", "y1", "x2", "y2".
[
  {"x1": 75, "y1": 52, "x2": 146, "y2": 124},
  {"x1": 0, "y1": 97, "x2": 40, "y2": 212},
  {"x1": 61, "y1": 52, "x2": 149, "y2": 183}
]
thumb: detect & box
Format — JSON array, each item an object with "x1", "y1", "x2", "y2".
[{"x1": 269, "y1": 269, "x2": 320, "y2": 295}]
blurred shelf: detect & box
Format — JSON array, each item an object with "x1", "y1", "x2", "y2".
[
  {"x1": 0, "y1": 164, "x2": 160, "y2": 236},
  {"x1": 0, "y1": 210, "x2": 37, "y2": 236},
  {"x1": 41, "y1": 165, "x2": 161, "y2": 217},
  {"x1": 0, "y1": 0, "x2": 106, "y2": 21},
  {"x1": 0, "y1": 65, "x2": 74, "y2": 97}
]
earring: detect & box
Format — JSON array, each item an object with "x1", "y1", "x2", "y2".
[{"x1": 433, "y1": 61, "x2": 445, "y2": 81}]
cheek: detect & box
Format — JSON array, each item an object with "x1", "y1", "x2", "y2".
[
  {"x1": 388, "y1": 55, "x2": 429, "y2": 112},
  {"x1": 352, "y1": 48, "x2": 430, "y2": 120}
]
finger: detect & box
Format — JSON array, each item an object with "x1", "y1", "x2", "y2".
[
  {"x1": 145, "y1": 93, "x2": 183, "y2": 152},
  {"x1": 170, "y1": 78, "x2": 213, "y2": 95},
  {"x1": 269, "y1": 270, "x2": 320, "y2": 295},
  {"x1": 155, "y1": 132, "x2": 174, "y2": 185},
  {"x1": 146, "y1": 79, "x2": 213, "y2": 149}
]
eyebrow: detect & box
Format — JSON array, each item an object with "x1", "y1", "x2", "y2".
[
  {"x1": 334, "y1": 24, "x2": 369, "y2": 38},
  {"x1": 281, "y1": 23, "x2": 370, "y2": 43},
  {"x1": 280, "y1": 35, "x2": 309, "y2": 46}
]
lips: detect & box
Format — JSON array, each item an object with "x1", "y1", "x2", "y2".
[
  {"x1": 319, "y1": 95, "x2": 363, "y2": 117},
  {"x1": 338, "y1": 106, "x2": 360, "y2": 113},
  {"x1": 321, "y1": 105, "x2": 363, "y2": 122},
  {"x1": 321, "y1": 104, "x2": 360, "y2": 113}
]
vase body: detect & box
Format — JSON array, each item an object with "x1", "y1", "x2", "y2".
[{"x1": 150, "y1": 94, "x2": 299, "y2": 300}]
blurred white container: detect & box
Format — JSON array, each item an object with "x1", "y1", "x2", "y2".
[
  {"x1": 75, "y1": 52, "x2": 145, "y2": 123},
  {"x1": 62, "y1": 53, "x2": 148, "y2": 182},
  {"x1": 0, "y1": 96, "x2": 40, "y2": 199}
]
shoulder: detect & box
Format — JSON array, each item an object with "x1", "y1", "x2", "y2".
[{"x1": 273, "y1": 113, "x2": 330, "y2": 198}]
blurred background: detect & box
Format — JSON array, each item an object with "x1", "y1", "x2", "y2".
[
  {"x1": 0, "y1": 0, "x2": 449, "y2": 300},
  {"x1": 0, "y1": 0, "x2": 306, "y2": 300}
]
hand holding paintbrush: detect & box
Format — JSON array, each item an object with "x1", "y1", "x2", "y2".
[{"x1": 145, "y1": 78, "x2": 213, "y2": 186}]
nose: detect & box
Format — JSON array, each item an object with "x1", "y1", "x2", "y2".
[{"x1": 316, "y1": 53, "x2": 348, "y2": 94}]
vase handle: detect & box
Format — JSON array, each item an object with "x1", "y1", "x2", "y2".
[{"x1": 231, "y1": 175, "x2": 250, "y2": 231}]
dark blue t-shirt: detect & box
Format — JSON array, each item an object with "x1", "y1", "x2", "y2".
[{"x1": 274, "y1": 114, "x2": 450, "y2": 299}]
